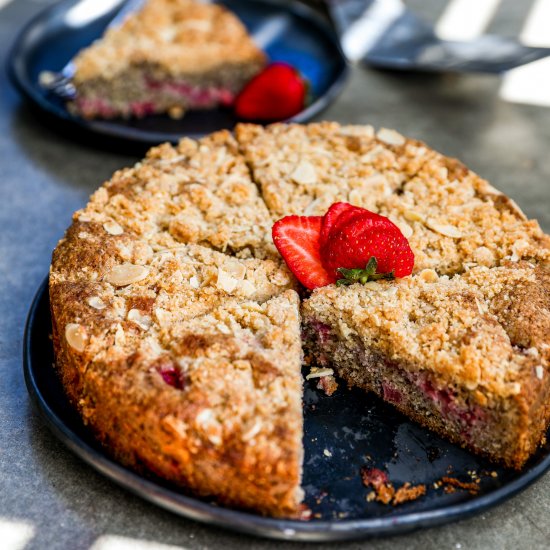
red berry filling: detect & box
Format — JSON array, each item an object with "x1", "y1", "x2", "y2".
[{"x1": 157, "y1": 364, "x2": 187, "y2": 390}]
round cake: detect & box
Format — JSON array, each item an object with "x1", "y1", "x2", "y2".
[{"x1": 50, "y1": 122, "x2": 550, "y2": 517}]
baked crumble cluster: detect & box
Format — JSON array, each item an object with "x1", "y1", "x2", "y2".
[
  {"x1": 70, "y1": 0, "x2": 266, "y2": 119},
  {"x1": 50, "y1": 122, "x2": 550, "y2": 517}
]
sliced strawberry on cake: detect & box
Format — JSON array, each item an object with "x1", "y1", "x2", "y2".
[
  {"x1": 70, "y1": 0, "x2": 266, "y2": 119},
  {"x1": 272, "y1": 203, "x2": 414, "y2": 290}
]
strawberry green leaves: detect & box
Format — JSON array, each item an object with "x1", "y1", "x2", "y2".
[{"x1": 336, "y1": 257, "x2": 395, "y2": 286}]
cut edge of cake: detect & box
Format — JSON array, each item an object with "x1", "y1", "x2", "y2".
[{"x1": 302, "y1": 262, "x2": 550, "y2": 469}]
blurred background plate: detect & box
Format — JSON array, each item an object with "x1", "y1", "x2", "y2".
[
  {"x1": 24, "y1": 278, "x2": 550, "y2": 541},
  {"x1": 7, "y1": 0, "x2": 349, "y2": 149}
]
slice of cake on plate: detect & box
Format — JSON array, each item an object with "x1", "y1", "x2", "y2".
[{"x1": 70, "y1": 0, "x2": 266, "y2": 119}]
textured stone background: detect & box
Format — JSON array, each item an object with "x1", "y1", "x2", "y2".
[{"x1": 1, "y1": 1, "x2": 549, "y2": 548}]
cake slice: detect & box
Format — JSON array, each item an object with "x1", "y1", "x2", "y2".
[
  {"x1": 77, "y1": 130, "x2": 276, "y2": 259},
  {"x1": 236, "y1": 122, "x2": 420, "y2": 218},
  {"x1": 302, "y1": 262, "x2": 550, "y2": 469},
  {"x1": 70, "y1": 0, "x2": 266, "y2": 119}
]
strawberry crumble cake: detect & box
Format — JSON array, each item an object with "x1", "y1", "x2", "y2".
[
  {"x1": 70, "y1": 0, "x2": 266, "y2": 119},
  {"x1": 50, "y1": 122, "x2": 550, "y2": 517}
]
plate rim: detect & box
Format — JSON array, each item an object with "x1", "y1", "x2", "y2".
[
  {"x1": 7, "y1": 0, "x2": 350, "y2": 145},
  {"x1": 23, "y1": 276, "x2": 550, "y2": 541}
]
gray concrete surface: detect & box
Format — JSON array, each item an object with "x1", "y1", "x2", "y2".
[{"x1": 1, "y1": 1, "x2": 550, "y2": 549}]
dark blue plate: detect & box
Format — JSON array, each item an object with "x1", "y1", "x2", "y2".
[
  {"x1": 7, "y1": 0, "x2": 349, "y2": 148},
  {"x1": 24, "y1": 278, "x2": 550, "y2": 541}
]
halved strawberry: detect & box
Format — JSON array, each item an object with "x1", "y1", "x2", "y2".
[
  {"x1": 272, "y1": 215, "x2": 335, "y2": 290},
  {"x1": 234, "y1": 62, "x2": 307, "y2": 121},
  {"x1": 322, "y1": 211, "x2": 414, "y2": 280}
]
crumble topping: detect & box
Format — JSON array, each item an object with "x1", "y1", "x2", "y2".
[{"x1": 73, "y1": 0, "x2": 266, "y2": 82}]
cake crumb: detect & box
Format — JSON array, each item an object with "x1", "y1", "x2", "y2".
[
  {"x1": 316, "y1": 375, "x2": 339, "y2": 396},
  {"x1": 392, "y1": 482, "x2": 426, "y2": 505},
  {"x1": 440, "y1": 476, "x2": 480, "y2": 495},
  {"x1": 361, "y1": 467, "x2": 426, "y2": 506},
  {"x1": 299, "y1": 505, "x2": 312, "y2": 521}
]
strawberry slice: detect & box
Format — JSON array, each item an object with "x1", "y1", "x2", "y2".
[
  {"x1": 320, "y1": 202, "x2": 377, "y2": 245},
  {"x1": 322, "y1": 211, "x2": 414, "y2": 280},
  {"x1": 272, "y1": 215, "x2": 335, "y2": 290},
  {"x1": 235, "y1": 62, "x2": 307, "y2": 121}
]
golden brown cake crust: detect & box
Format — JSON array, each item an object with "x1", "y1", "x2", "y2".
[{"x1": 51, "y1": 122, "x2": 550, "y2": 519}]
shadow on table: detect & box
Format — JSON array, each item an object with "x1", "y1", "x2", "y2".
[{"x1": 8, "y1": 104, "x2": 138, "y2": 193}]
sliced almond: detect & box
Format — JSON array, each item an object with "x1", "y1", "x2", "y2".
[
  {"x1": 426, "y1": 219, "x2": 463, "y2": 238},
  {"x1": 223, "y1": 261, "x2": 246, "y2": 280},
  {"x1": 360, "y1": 145, "x2": 386, "y2": 163},
  {"x1": 114, "y1": 323, "x2": 125, "y2": 347},
  {"x1": 216, "y1": 268, "x2": 238, "y2": 293},
  {"x1": 88, "y1": 296, "x2": 106, "y2": 310},
  {"x1": 418, "y1": 269, "x2": 438, "y2": 283},
  {"x1": 238, "y1": 279, "x2": 256, "y2": 297},
  {"x1": 154, "y1": 307, "x2": 170, "y2": 327},
  {"x1": 65, "y1": 323, "x2": 87, "y2": 352},
  {"x1": 290, "y1": 160, "x2": 317, "y2": 185},
  {"x1": 484, "y1": 183, "x2": 503, "y2": 196},
  {"x1": 306, "y1": 367, "x2": 334, "y2": 380},
  {"x1": 127, "y1": 309, "x2": 152, "y2": 330},
  {"x1": 189, "y1": 275, "x2": 200, "y2": 288},
  {"x1": 377, "y1": 128, "x2": 406, "y2": 146},
  {"x1": 364, "y1": 281, "x2": 383, "y2": 291},
  {"x1": 241, "y1": 420, "x2": 262, "y2": 442},
  {"x1": 474, "y1": 297, "x2": 487, "y2": 315},
  {"x1": 393, "y1": 219, "x2": 413, "y2": 239},
  {"x1": 105, "y1": 264, "x2": 149, "y2": 286},
  {"x1": 506, "y1": 198, "x2": 527, "y2": 220},
  {"x1": 339, "y1": 125, "x2": 374, "y2": 138},
  {"x1": 403, "y1": 209, "x2": 426, "y2": 223},
  {"x1": 103, "y1": 220, "x2": 123, "y2": 235},
  {"x1": 535, "y1": 365, "x2": 544, "y2": 380}
]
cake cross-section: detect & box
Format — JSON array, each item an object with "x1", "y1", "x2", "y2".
[{"x1": 302, "y1": 263, "x2": 550, "y2": 469}]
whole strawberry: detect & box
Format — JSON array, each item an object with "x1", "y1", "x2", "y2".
[
  {"x1": 234, "y1": 62, "x2": 307, "y2": 121},
  {"x1": 321, "y1": 203, "x2": 414, "y2": 283}
]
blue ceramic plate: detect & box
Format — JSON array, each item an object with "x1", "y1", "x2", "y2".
[
  {"x1": 7, "y1": 0, "x2": 349, "y2": 148},
  {"x1": 23, "y1": 278, "x2": 550, "y2": 541}
]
